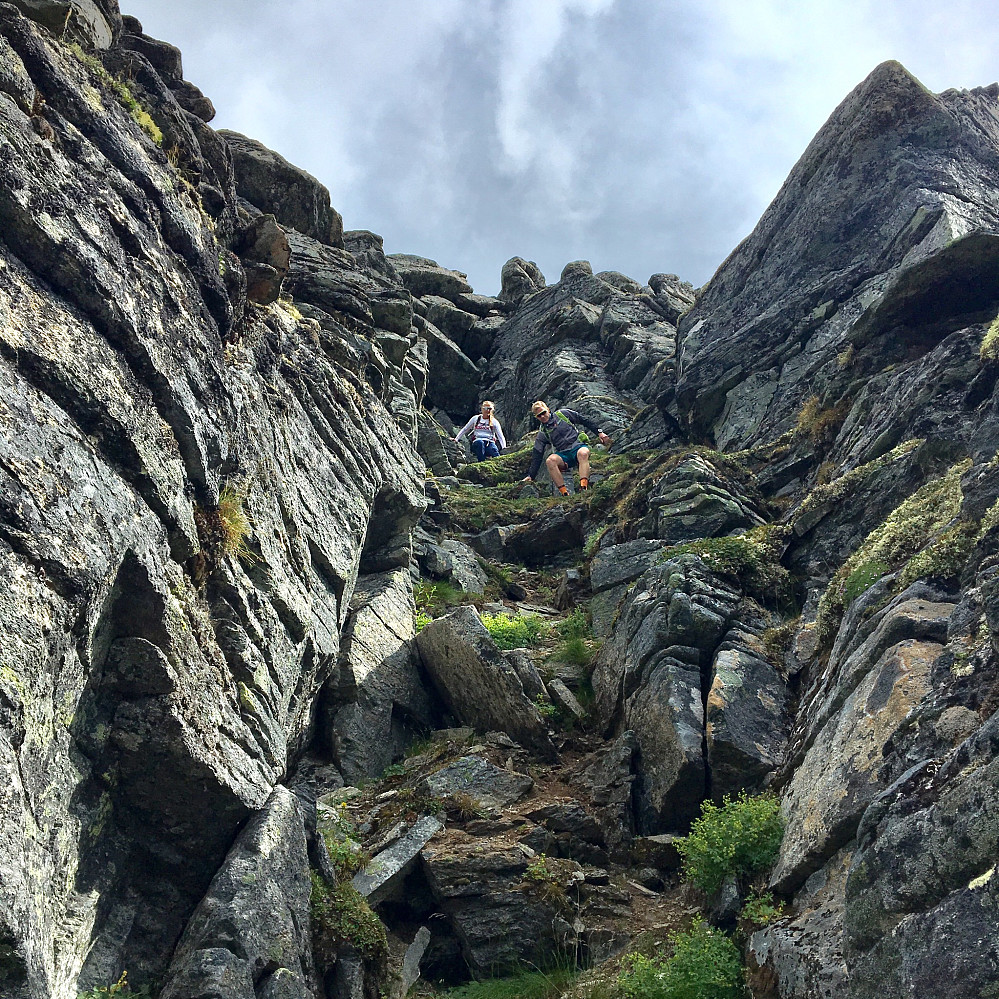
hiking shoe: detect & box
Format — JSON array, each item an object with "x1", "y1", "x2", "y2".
[
  {"x1": 558, "y1": 485, "x2": 570, "y2": 496},
  {"x1": 579, "y1": 477, "x2": 589, "y2": 490}
]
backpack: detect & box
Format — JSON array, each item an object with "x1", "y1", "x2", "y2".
[{"x1": 542, "y1": 410, "x2": 588, "y2": 445}]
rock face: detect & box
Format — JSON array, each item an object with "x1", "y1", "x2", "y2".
[{"x1": 1, "y1": 11, "x2": 999, "y2": 999}]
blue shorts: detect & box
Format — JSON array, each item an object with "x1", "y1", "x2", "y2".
[{"x1": 556, "y1": 443, "x2": 586, "y2": 467}]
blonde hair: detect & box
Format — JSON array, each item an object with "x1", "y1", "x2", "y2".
[
  {"x1": 481, "y1": 400, "x2": 495, "y2": 410},
  {"x1": 531, "y1": 400, "x2": 548, "y2": 415}
]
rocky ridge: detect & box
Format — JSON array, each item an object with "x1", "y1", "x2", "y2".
[{"x1": 0, "y1": 4, "x2": 998, "y2": 999}]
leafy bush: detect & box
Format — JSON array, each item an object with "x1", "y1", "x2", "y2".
[
  {"x1": 675, "y1": 791, "x2": 784, "y2": 895},
  {"x1": 980, "y1": 312, "x2": 999, "y2": 361},
  {"x1": 618, "y1": 920, "x2": 745, "y2": 999},
  {"x1": 739, "y1": 889, "x2": 785, "y2": 928},
  {"x1": 481, "y1": 612, "x2": 544, "y2": 649},
  {"x1": 77, "y1": 971, "x2": 152, "y2": 999}
]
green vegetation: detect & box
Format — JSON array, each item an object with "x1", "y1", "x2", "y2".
[
  {"x1": 675, "y1": 791, "x2": 784, "y2": 896},
  {"x1": 760, "y1": 617, "x2": 800, "y2": 667},
  {"x1": 440, "y1": 963, "x2": 579, "y2": 999},
  {"x1": 659, "y1": 525, "x2": 790, "y2": 603},
  {"x1": 77, "y1": 971, "x2": 151, "y2": 999},
  {"x1": 480, "y1": 612, "x2": 544, "y2": 649},
  {"x1": 817, "y1": 458, "x2": 972, "y2": 640},
  {"x1": 414, "y1": 580, "x2": 466, "y2": 625},
  {"x1": 739, "y1": 889, "x2": 785, "y2": 928},
  {"x1": 618, "y1": 921, "x2": 746, "y2": 999},
  {"x1": 980, "y1": 312, "x2": 999, "y2": 361},
  {"x1": 310, "y1": 871, "x2": 387, "y2": 969},
  {"x1": 217, "y1": 483, "x2": 255, "y2": 560},
  {"x1": 795, "y1": 395, "x2": 850, "y2": 447},
  {"x1": 69, "y1": 43, "x2": 164, "y2": 146}
]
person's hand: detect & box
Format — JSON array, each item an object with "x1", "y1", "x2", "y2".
[
  {"x1": 522, "y1": 475, "x2": 532, "y2": 482},
  {"x1": 598, "y1": 431, "x2": 611, "y2": 445}
]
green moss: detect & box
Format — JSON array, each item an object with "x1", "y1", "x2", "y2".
[
  {"x1": 68, "y1": 43, "x2": 163, "y2": 146},
  {"x1": 480, "y1": 612, "x2": 544, "y2": 649},
  {"x1": 310, "y1": 871, "x2": 387, "y2": 969},
  {"x1": 794, "y1": 438, "x2": 923, "y2": 529},
  {"x1": 817, "y1": 458, "x2": 972, "y2": 641},
  {"x1": 660, "y1": 525, "x2": 790, "y2": 602}
]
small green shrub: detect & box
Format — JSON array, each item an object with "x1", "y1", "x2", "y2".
[
  {"x1": 550, "y1": 636, "x2": 595, "y2": 668},
  {"x1": 739, "y1": 889, "x2": 785, "y2": 928},
  {"x1": 618, "y1": 920, "x2": 746, "y2": 999},
  {"x1": 481, "y1": 612, "x2": 544, "y2": 649},
  {"x1": 535, "y1": 693, "x2": 558, "y2": 719},
  {"x1": 414, "y1": 580, "x2": 466, "y2": 621},
  {"x1": 415, "y1": 610, "x2": 432, "y2": 632},
  {"x1": 77, "y1": 971, "x2": 152, "y2": 999},
  {"x1": 553, "y1": 608, "x2": 590, "y2": 640},
  {"x1": 675, "y1": 791, "x2": 784, "y2": 896},
  {"x1": 310, "y1": 871, "x2": 387, "y2": 968}
]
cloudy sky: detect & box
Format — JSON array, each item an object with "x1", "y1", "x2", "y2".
[{"x1": 123, "y1": 1, "x2": 998, "y2": 296}]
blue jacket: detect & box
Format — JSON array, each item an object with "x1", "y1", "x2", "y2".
[{"x1": 527, "y1": 408, "x2": 601, "y2": 479}]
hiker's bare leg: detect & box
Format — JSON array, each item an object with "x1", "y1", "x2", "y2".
[
  {"x1": 546, "y1": 453, "x2": 567, "y2": 488},
  {"x1": 577, "y1": 447, "x2": 591, "y2": 483}
]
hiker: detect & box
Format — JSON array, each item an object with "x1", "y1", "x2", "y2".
[
  {"x1": 521, "y1": 401, "x2": 611, "y2": 495},
  {"x1": 454, "y1": 400, "x2": 507, "y2": 461}
]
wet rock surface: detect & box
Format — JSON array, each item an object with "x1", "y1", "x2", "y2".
[{"x1": 1, "y1": 13, "x2": 999, "y2": 999}]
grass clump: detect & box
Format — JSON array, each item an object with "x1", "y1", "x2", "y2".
[
  {"x1": 414, "y1": 580, "x2": 466, "y2": 621},
  {"x1": 675, "y1": 791, "x2": 784, "y2": 896},
  {"x1": 618, "y1": 920, "x2": 746, "y2": 999},
  {"x1": 481, "y1": 612, "x2": 544, "y2": 649},
  {"x1": 980, "y1": 313, "x2": 999, "y2": 361},
  {"x1": 310, "y1": 871, "x2": 387, "y2": 969},
  {"x1": 77, "y1": 972, "x2": 151, "y2": 999},
  {"x1": 441, "y1": 963, "x2": 579, "y2": 999},
  {"x1": 817, "y1": 458, "x2": 972, "y2": 640},
  {"x1": 217, "y1": 483, "x2": 254, "y2": 559},
  {"x1": 660, "y1": 525, "x2": 789, "y2": 603},
  {"x1": 795, "y1": 395, "x2": 850, "y2": 447},
  {"x1": 69, "y1": 43, "x2": 163, "y2": 145}
]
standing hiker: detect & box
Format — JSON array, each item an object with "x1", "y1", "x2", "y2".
[
  {"x1": 521, "y1": 401, "x2": 611, "y2": 495},
  {"x1": 454, "y1": 400, "x2": 507, "y2": 461}
]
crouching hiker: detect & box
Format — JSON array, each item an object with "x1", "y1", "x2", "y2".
[
  {"x1": 455, "y1": 400, "x2": 506, "y2": 461},
  {"x1": 521, "y1": 400, "x2": 611, "y2": 495}
]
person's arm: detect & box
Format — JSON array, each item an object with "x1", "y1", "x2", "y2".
[
  {"x1": 523, "y1": 433, "x2": 546, "y2": 480},
  {"x1": 494, "y1": 420, "x2": 507, "y2": 450},
  {"x1": 561, "y1": 408, "x2": 612, "y2": 445},
  {"x1": 454, "y1": 416, "x2": 476, "y2": 442}
]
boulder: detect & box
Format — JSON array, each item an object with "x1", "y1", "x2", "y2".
[
  {"x1": 505, "y1": 505, "x2": 586, "y2": 566},
  {"x1": 221, "y1": 130, "x2": 344, "y2": 246},
  {"x1": 232, "y1": 214, "x2": 290, "y2": 305},
  {"x1": 499, "y1": 256, "x2": 545, "y2": 302},
  {"x1": 420, "y1": 756, "x2": 533, "y2": 810},
  {"x1": 159, "y1": 788, "x2": 314, "y2": 999},
  {"x1": 387, "y1": 253, "x2": 473, "y2": 300},
  {"x1": 706, "y1": 630, "x2": 789, "y2": 799},
  {"x1": 415, "y1": 608, "x2": 558, "y2": 761},
  {"x1": 571, "y1": 732, "x2": 637, "y2": 859},
  {"x1": 420, "y1": 323, "x2": 480, "y2": 420}
]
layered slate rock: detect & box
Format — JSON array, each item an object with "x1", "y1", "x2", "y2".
[
  {"x1": 672, "y1": 61, "x2": 999, "y2": 448},
  {"x1": 415, "y1": 608, "x2": 558, "y2": 761},
  {"x1": 421, "y1": 756, "x2": 533, "y2": 811},
  {"x1": 843, "y1": 707, "x2": 999, "y2": 998},
  {"x1": 323, "y1": 569, "x2": 437, "y2": 784},
  {"x1": 159, "y1": 788, "x2": 314, "y2": 999},
  {"x1": 221, "y1": 129, "x2": 344, "y2": 246}
]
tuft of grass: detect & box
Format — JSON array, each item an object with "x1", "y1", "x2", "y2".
[
  {"x1": 675, "y1": 791, "x2": 784, "y2": 896},
  {"x1": 481, "y1": 612, "x2": 545, "y2": 649},
  {"x1": 440, "y1": 963, "x2": 579, "y2": 999},
  {"x1": 414, "y1": 580, "x2": 466, "y2": 620},
  {"x1": 795, "y1": 395, "x2": 850, "y2": 447},
  {"x1": 660, "y1": 525, "x2": 790, "y2": 604},
  {"x1": 217, "y1": 483, "x2": 254, "y2": 559},
  {"x1": 980, "y1": 312, "x2": 999, "y2": 361}
]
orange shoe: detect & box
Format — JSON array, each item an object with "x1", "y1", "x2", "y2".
[
  {"x1": 579, "y1": 477, "x2": 589, "y2": 490},
  {"x1": 558, "y1": 485, "x2": 569, "y2": 496}
]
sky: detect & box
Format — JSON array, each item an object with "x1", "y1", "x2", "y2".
[{"x1": 122, "y1": 1, "x2": 999, "y2": 296}]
